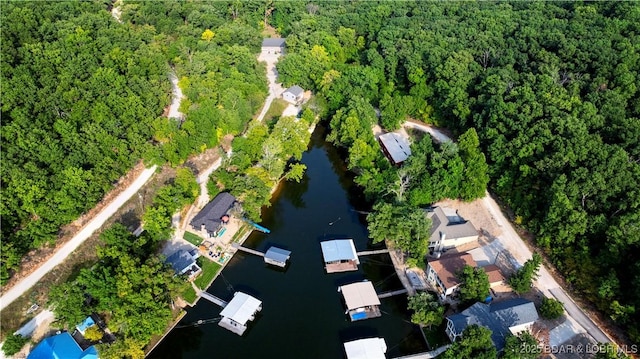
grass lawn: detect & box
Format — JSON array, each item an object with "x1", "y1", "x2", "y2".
[
  {"x1": 194, "y1": 257, "x2": 222, "y2": 290},
  {"x1": 264, "y1": 98, "x2": 289, "y2": 126},
  {"x1": 423, "y1": 323, "x2": 450, "y2": 349},
  {"x1": 181, "y1": 285, "x2": 197, "y2": 304},
  {"x1": 183, "y1": 231, "x2": 203, "y2": 246},
  {"x1": 231, "y1": 223, "x2": 251, "y2": 243}
]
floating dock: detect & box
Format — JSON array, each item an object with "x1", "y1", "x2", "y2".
[
  {"x1": 231, "y1": 243, "x2": 291, "y2": 267},
  {"x1": 243, "y1": 219, "x2": 271, "y2": 233},
  {"x1": 218, "y1": 292, "x2": 262, "y2": 336}
]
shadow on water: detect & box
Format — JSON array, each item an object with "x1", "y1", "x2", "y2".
[{"x1": 149, "y1": 125, "x2": 427, "y2": 359}]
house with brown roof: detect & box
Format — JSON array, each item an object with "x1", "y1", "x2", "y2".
[
  {"x1": 426, "y1": 252, "x2": 477, "y2": 300},
  {"x1": 483, "y1": 264, "x2": 506, "y2": 288},
  {"x1": 427, "y1": 207, "x2": 479, "y2": 252}
]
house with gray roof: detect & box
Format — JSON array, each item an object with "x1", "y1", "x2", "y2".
[
  {"x1": 261, "y1": 38, "x2": 286, "y2": 54},
  {"x1": 190, "y1": 192, "x2": 236, "y2": 237},
  {"x1": 166, "y1": 248, "x2": 201, "y2": 278},
  {"x1": 378, "y1": 132, "x2": 411, "y2": 166},
  {"x1": 282, "y1": 85, "x2": 304, "y2": 104},
  {"x1": 445, "y1": 298, "x2": 539, "y2": 350},
  {"x1": 427, "y1": 206, "x2": 479, "y2": 252}
]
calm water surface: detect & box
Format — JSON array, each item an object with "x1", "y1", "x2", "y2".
[{"x1": 149, "y1": 127, "x2": 426, "y2": 359}]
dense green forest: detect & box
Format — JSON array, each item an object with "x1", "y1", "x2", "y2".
[{"x1": 267, "y1": 1, "x2": 640, "y2": 341}]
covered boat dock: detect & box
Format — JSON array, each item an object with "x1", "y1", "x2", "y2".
[
  {"x1": 321, "y1": 239, "x2": 360, "y2": 273},
  {"x1": 338, "y1": 281, "x2": 382, "y2": 321},
  {"x1": 218, "y1": 292, "x2": 262, "y2": 336}
]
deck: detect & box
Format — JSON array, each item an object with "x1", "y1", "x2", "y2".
[
  {"x1": 218, "y1": 317, "x2": 247, "y2": 336},
  {"x1": 325, "y1": 260, "x2": 358, "y2": 273},
  {"x1": 348, "y1": 306, "x2": 382, "y2": 321}
]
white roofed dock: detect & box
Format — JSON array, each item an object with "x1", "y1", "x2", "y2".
[
  {"x1": 218, "y1": 292, "x2": 262, "y2": 336},
  {"x1": 344, "y1": 338, "x2": 387, "y2": 359}
]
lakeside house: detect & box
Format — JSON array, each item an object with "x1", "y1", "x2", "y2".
[
  {"x1": 166, "y1": 248, "x2": 201, "y2": 278},
  {"x1": 338, "y1": 281, "x2": 382, "y2": 321},
  {"x1": 378, "y1": 132, "x2": 411, "y2": 166},
  {"x1": 320, "y1": 239, "x2": 360, "y2": 273},
  {"x1": 426, "y1": 252, "x2": 477, "y2": 300},
  {"x1": 218, "y1": 292, "x2": 262, "y2": 336},
  {"x1": 190, "y1": 192, "x2": 236, "y2": 238},
  {"x1": 28, "y1": 331, "x2": 98, "y2": 359},
  {"x1": 445, "y1": 298, "x2": 539, "y2": 351},
  {"x1": 261, "y1": 38, "x2": 286, "y2": 55},
  {"x1": 264, "y1": 246, "x2": 291, "y2": 268},
  {"x1": 282, "y1": 85, "x2": 304, "y2": 105},
  {"x1": 426, "y1": 207, "x2": 479, "y2": 253},
  {"x1": 343, "y1": 337, "x2": 387, "y2": 359}
]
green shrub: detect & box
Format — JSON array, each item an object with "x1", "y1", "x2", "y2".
[
  {"x1": 2, "y1": 334, "x2": 28, "y2": 356},
  {"x1": 539, "y1": 297, "x2": 564, "y2": 319}
]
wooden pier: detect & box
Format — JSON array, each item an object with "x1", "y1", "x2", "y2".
[
  {"x1": 356, "y1": 249, "x2": 390, "y2": 256},
  {"x1": 200, "y1": 291, "x2": 228, "y2": 307},
  {"x1": 232, "y1": 242, "x2": 265, "y2": 257},
  {"x1": 377, "y1": 288, "x2": 408, "y2": 299}
]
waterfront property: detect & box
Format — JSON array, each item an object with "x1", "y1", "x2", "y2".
[
  {"x1": 261, "y1": 38, "x2": 286, "y2": 55},
  {"x1": 378, "y1": 132, "x2": 411, "y2": 166},
  {"x1": 445, "y1": 298, "x2": 539, "y2": 350},
  {"x1": 426, "y1": 252, "x2": 477, "y2": 300},
  {"x1": 321, "y1": 239, "x2": 360, "y2": 273},
  {"x1": 282, "y1": 85, "x2": 304, "y2": 105},
  {"x1": 343, "y1": 337, "x2": 387, "y2": 359},
  {"x1": 218, "y1": 292, "x2": 263, "y2": 336},
  {"x1": 426, "y1": 207, "x2": 479, "y2": 253},
  {"x1": 190, "y1": 192, "x2": 236, "y2": 238},
  {"x1": 165, "y1": 248, "x2": 201, "y2": 278},
  {"x1": 338, "y1": 281, "x2": 382, "y2": 321},
  {"x1": 264, "y1": 246, "x2": 291, "y2": 267},
  {"x1": 28, "y1": 331, "x2": 97, "y2": 359}
]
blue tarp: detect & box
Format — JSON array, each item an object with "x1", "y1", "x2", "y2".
[
  {"x1": 27, "y1": 332, "x2": 97, "y2": 359},
  {"x1": 351, "y1": 312, "x2": 367, "y2": 321}
]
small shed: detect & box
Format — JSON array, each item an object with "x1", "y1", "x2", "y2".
[
  {"x1": 378, "y1": 132, "x2": 411, "y2": 166},
  {"x1": 321, "y1": 239, "x2": 360, "y2": 273},
  {"x1": 282, "y1": 85, "x2": 304, "y2": 104},
  {"x1": 262, "y1": 38, "x2": 286, "y2": 54},
  {"x1": 338, "y1": 281, "x2": 382, "y2": 321},
  {"x1": 344, "y1": 338, "x2": 387, "y2": 359},
  {"x1": 218, "y1": 292, "x2": 262, "y2": 336},
  {"x1": 264, "y1": 246, "x2": 291, "y2": 267}
]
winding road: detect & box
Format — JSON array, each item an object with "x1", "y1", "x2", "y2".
[{"x1": 402, "y1": 120, "x2": 611, "y2": 345}]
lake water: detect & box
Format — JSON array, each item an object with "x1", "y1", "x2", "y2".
[{"x1": 149, "y1": 126, "x2": 426, "y2": 359}]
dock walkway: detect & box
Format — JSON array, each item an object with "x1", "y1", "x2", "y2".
[
  {"x1": 231, "y1": 242, "x2": 265, "y2": 257},
  {"x1": 200, "y1": 291, "x2": 228, "y2": 308},
  {"x1": 377, "y1": 288, "x2": 408, "y2": 299},
  {"x1": 356, "y1": 249, "x2": 390, "y2": 256}
]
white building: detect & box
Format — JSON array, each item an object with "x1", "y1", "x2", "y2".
[
  {"x1": 261, "y1": 38, "x2": 286, "y2": 55},
  {"x1": 282, "y1": 85, "x2": 304, "y2": 104},
  {"x1": 344, "y1": 338, "x2": 387, "y2": 359},
  {"x1": 218, "y1": 292, "x2": 262, "y2": 336}
]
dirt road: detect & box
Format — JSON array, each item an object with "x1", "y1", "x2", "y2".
[
  {"x1": 403, "y1": 121, "x2": 611, "y2": 344},
  {"x1": 0, "y1": 166, "x2": 157, "y2": 311}
]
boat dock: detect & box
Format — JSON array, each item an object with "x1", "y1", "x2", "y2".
[
  {"x1": 199, "y1": 291, "x2": 228, "y2": 308},
  {"x1": 232, "y1": 242, "x2": 265, "y2": 257},
  {"x1": 356, "y1": 249, "x2": 390, "y2": 256},
  {"x1": 377, "y1": 288, "x2": 408, "y2": 299}
]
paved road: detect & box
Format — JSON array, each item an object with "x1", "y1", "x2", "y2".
[
  {"x1": 0, "y1": 166, "x2": 157, "y2": 311},
  {"x1": 404, "y1": 121, "x2": 611, "y2": 345}
]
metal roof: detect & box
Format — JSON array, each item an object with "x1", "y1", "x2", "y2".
[
  {"x1": 378, "y1": 132, "x2": 411, "y2": 164},
  {"x1": 262, "y1": 38, "x2": 286, "y2": 47},
  {"x1": 321, "y1": 239, "x2": 358, "y2": 263},
  {"x1": 284, "y1": 85, "x2": 304, "y2": 97},
  {"x1": 166, "y1": 249, "x2": 197, "y2": 275},
  {"x1": 220, "y1": 292, "x2": 262, "y2": 325},
  {"x1": 264, "y1": 247, "x2": 291, "y2": 263},
  {"x1": 190, "y1": 192, "x2": 235, "y2": 234},
  {"x1": 339, "y1": 282, "x2": 381, "y2": 310},
  {"x1": 27, "y1": 332, "x2": 98, "y2": 359},
  {"x1": 344, "y1": 338, "x2": 387, "y2": 359},
  {"x1": 447, "y1": 298, "x2": 539, "y2": 350}
]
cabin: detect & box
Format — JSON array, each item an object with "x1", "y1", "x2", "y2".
[
  {"x1": 264, "y1": 246, "x2": 291, "y2": 268},
  {"x1": 320, "y1": 239, "x2": 360, "y2": 273},
  {"x1": 339, "y1": 281, "x2": 382, "y2": 321},
  {"x1": 426, "y1": 207, "x2": 479, "y2": 252},
  {"x1": 261, "y1": 38, "x2": 286, "y2": 55},
  {"x1": 426, "y1": 252, "x2": 477, "y2": 300},
  {"x1": 282, "y1": 85, "x2": 304, "y2": 105},
  {"x1": 446, "y1": 298, "x2": 539, "y2": 351},
  {"x1": 218, "y1": 292, "x2": 262, "y2": 336},
  {"x1": 166, "y1": 249, "x2": 201, "y2": 278},
  {"x1": 28, "y1": 332, "x2": 98, "y2": 359},
  {"x1": 343, "y1": 337, "x2": 387, "y2": 359},
  {"x1": 378, "y1": 132, "x2": 411, "y2": 166},
  {"x1": 190, "y1": 192, "x2": 236, "y2": 238}
]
